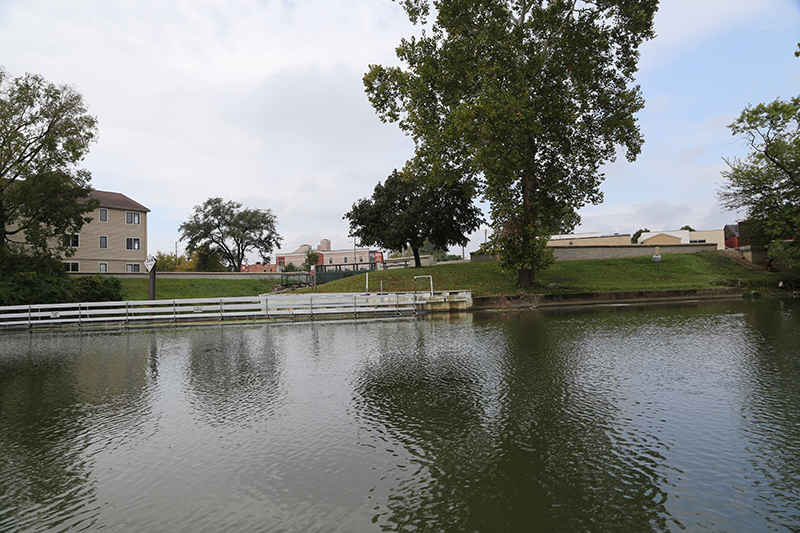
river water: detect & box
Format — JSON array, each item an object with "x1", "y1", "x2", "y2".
[{"x1": 1, "y1": 299, "x2": 798, "y2": 532}]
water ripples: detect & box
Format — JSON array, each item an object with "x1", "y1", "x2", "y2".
[{"x1": 1, "y1": 302, "x2": 799, "y2": 531}]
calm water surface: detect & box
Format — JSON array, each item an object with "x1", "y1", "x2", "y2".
[{"x1": 1, "y1": 299, "x2": 799, "y2": 532}]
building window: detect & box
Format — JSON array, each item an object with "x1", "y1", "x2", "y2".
[
  {"x1": 126, "y1": 237, "x2": 141, "y2": 250},
  {"x1": 63, "y1": 234, "x2": 79, "y2": 248},
  {"x1": 359, "y1": 257, "x2": 364, "y2": 262},
  {"x1": 344, "y1": 257, "x2": 347, "y2": 263},
  {"x1": 126, "y1": 263, "x2": 141, "y2": 272},
  {"x1": 99, "y1": 208, "x2": 108, "y2": 222},
  {"x1": 63, "y1": 262, "x2": 79, "y2": 272},
  {"x1": 329, "y1": 258, "x2": 333, "y2": 264},
  {"x1": 99, "y1": 263, "x2": 108, "y2": 272},
  {"x1": 126, "y1": 212, "x2": 141, "y2": 225},
  {"x1": 690, "y1": 239, "x2": 706, "y2": 244},
  {"x1": 99, "y1": 235, "x2": 108, "y2": 249}
]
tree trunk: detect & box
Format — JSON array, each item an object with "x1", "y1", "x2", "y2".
[
  {"x1": 518, "y1": 160, "x2": 538, "y2": 290},
  {"x1": 517, "y1": 267, "x2": 535, "y2": 289},
  {"x1": 412, "y1": 247, "x2": 422, "y2": 268},
  {"x1": 0, "y1": 196, "x2": 5, "y2": 259}
]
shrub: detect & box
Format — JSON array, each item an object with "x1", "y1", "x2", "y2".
[{"x1": 0, "y1": 271, "x2": 76, "y2": 306}]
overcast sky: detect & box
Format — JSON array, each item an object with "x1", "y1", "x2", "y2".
[{"x1": 1, "y1": 0, "x2": 798, "y2": 259}]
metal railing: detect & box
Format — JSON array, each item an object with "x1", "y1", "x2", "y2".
[{"x1": 0, "y1": 293, "x2": 420, "y2": 330}]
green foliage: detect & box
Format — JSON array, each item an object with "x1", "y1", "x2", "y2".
[
  {"x1": 631, "y1": 228, "x2": 650, "y2": 244},
  {"x1": 191, "y1": 244, "x2": 227, "y2": 272},
  {"x1": 679, "y1": 225, "x2": 696, "y2": 231},
  {"x1": 718, "y1": 96, "x2": 800, "y2": 267},
  {"x1": 0, "y1": 247, "x2": 120, "y2": 305},
  {"x1": 344, "y1": 170, "x2": 482, "y2": 267},
  {"x1": 475, "y1": 240, "x2": 498, "y2": 256},
  {"x1": 0, "y1": 246, "x2": 71, "y2": 305},
  {"x1": 491, "y1": 220, "x2": 554, "y2": 287},
  {"x1": 0, "y1": 271, "x2": 73, "y2": 306},
  {"x1": 300, "y1": 249, "x2": 321, "y2": 272},
  {"x1": 282, "y1": 263, "x2": 299, "y2": 273},
  {"x1": 0, "y1": 68, "x2": 98, "y2": 258},
  {"x1": 364, "y1": 0, "x2": 657, "y2": 287},
  {"x1": 154, "y1": 250, "x2": 191, "y2": 272},
  {"x1": 179, "y1": 197, "x2": 282, "y2": 272}
]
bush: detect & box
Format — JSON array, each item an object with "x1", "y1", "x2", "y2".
[
  {"x1": 0, "y1": 271, "x2": 76, "y2": 306},
  {"x1": 0, "y1": 248, "x2": 122, "y2": 306}
]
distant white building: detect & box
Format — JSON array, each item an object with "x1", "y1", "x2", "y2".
[{"x1": 638, "y1": 229, "x2": 725, "y2": 250}]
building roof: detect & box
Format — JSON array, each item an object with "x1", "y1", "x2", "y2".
[{"x1": 87, "y1": 190, "x2": 150, "y2": 212}]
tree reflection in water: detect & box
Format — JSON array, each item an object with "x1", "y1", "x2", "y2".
[{"x1": 353, "y1": 314, "x2": 673, "y2": 532}]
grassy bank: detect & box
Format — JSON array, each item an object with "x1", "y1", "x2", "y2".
[
  {"x1": 119, "y1": 277, "x2": 281, "y2": 301},
  {"x1": 304, "y1": 252, "x2": 794, "y2": 297},
  {"x1": 117, "y1": 253, "x2": 796, "y2": 300}
]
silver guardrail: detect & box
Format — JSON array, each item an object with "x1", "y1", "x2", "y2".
[{"x1": 0, "y1": 293, "x2": 421, "y2": 330}]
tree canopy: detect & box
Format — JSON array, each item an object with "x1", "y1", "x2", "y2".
[
  {"x1": 300, "y1": 248, "x2": 321, "y2": 272},
  {"x1": 631, "y1": 228, "x2": 649, "y2": 244},
  {"x1": 718, "y1": 96, "x2": 800, "y2": 267},
  {"x1": 344, "y1": 169, "x2": 482, "y2": 267},
  {"x1": 392, "y1": 238, "x2": 463, "y2": 262},
  {"x1": 365, "y1": 0, "x2": 657, "y2": 287},
  {"x1": 179, "y1": 198, "x2": 282, "y2": 272},
  {"x1": 0, "y1": 68, "x2": 98, "y2": 266}
]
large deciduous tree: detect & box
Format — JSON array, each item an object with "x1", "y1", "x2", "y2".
[
  {"x1": 179, "y1": 198, "x2": 282, "y2": 272},
  {"x1": 0, "y1": 68, "x2": 98, "y2": 266},
  {"x1": 718, "y1": 96, "x2": 800, "y2": 268},
  {"x1": 344, "y1": 169, "x2": 483, "y2": 268},
  {"x1": 365, "y1": 0, "x2": 657, "y2": 287}
]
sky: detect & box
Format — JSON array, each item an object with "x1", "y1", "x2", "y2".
[{"x1": 1, "y1": 0, "x2": 798, "y2": 260}]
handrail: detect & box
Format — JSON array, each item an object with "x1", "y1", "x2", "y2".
[{"x1": 414, "y1": 275, "x2": 434, "y2": 297}]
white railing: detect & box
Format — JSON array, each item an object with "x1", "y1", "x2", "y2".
[{"x1": 0, "y1": 293, "x2": 421, "y2": 330}]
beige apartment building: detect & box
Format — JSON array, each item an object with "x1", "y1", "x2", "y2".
[
  {"x1": 638, "y1": 229, "x2": 725, "y2": 250},
  {"x1": 62, "y1": 190, "x2": 149, "y2": 274},
  {"x1": 548, "y1": 233, "x2": 631, "y2": 246}
]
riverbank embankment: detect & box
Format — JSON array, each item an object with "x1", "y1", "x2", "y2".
[{"x1": 472, "y1": 287, "x2": 744, "y2": 310}]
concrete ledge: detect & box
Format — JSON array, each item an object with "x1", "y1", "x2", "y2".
[
  {"x1": 471, "y1": 288, "x2": 743, "y2": 310},
  {"x1": 472, "y1": 244, "x2": 718, "y2": 262},
  {"x1": 551, "y1": 243, "x2": 718, "y2": 261},
  {"x1": 69, "y1": 271, "x2": 288, "y2": 280}
]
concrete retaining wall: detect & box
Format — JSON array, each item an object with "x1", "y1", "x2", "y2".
[
  {"x1": 472, "y1": 288, "x2": 743, "y2": 310},
  {"x1": 551, "y1": 243, "x2": 718, "y2": 261},
  {"x1": 471, "y1": 243, "x2": 718, "y2": 263},
  {"x1": 739, "y1": 245, "x2": 769, "y2": 266},
  {"x1": 70, "y1": 271, "x2": 288, "y2": 280}
]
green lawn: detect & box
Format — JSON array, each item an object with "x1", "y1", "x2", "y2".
[
  {"x1": 304, "y1": 252, "x2": 794, "y2": 297},
  {"x1": 117, "y1": 253, "x2": 796, "y2": 300},
  {"x1": 119, "y1": 277, "x2": 282, "y2": 301}
]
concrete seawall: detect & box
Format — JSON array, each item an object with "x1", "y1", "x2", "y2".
[{"x1": 472, "y1": 288, "x2": 744, "y2": 310}]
